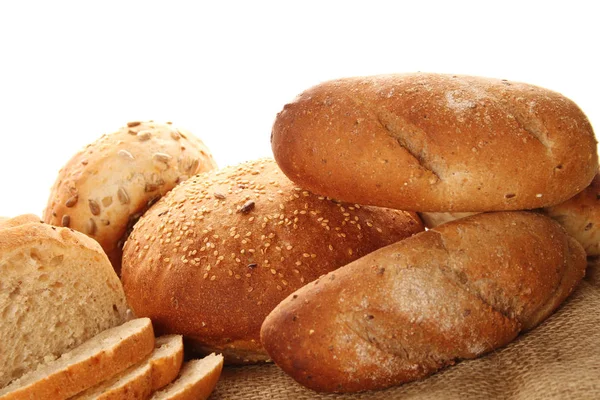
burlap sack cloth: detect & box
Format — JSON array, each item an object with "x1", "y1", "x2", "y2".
[{"x1": 210, "y1": 259, "x2": 600, "y2": 399}]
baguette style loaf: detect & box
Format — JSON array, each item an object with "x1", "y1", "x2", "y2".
[
  {"x1": 420, "y1": 171, "x2": 600, "y2": 256},
  {"x1": 121, "y1": 159, "x2": 423, "y2": 364},
  {"x1": 271, "y1": 73, "x2": 598, "y2": 212},
  {"x1": 0, "y1": 218, "x2": 129, "y2": 388},
  {"x1": 545, "y1": 172, "x2": 600, "y2": 256},
  {"x1": 43, "y1": 121, "x2": 217, "y2": 274},
  {"x1": 261, "y1": 212, "x2": 587, "y2": 393}
]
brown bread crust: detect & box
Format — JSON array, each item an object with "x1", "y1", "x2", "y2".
[
  {"x1": 43, "y1": 121, "x2": 217, "y2": 274},
  {"x1": 544, "y1": 172, "x2": 600, "y2": 256},
  {"x1": 271, "y1": 73, "x2": 598, "y2": 212},
  {"x1": 260, "y1": 212, "x2": 586, "y2": 393},
  {"x1": 121, "y1": 159, "x2": 423, "y2": 364}
]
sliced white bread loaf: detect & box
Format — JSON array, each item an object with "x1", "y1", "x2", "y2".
[
  {"x1": 0, "y1": 318, "x2": 154, "y2": 400},
  {"x1": 150, "y1": 354, "x2": 224, "y2": 400},
  {"x1": 0, "y1": 218, "x2": 130, "y2": 388},
  {"x1": 73, "y1": 334, "x2": 184, "y2": 399}
]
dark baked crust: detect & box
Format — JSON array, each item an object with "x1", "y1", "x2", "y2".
[
  {"x1": 121, "y1": 158, "x2": 423, "y2": 364},
  {"x1": 272, "y1": 73, "x2": 598, "y2": 212},
  {"x1": 261, "y1": 212, "x2": 586, "y2": 392}
]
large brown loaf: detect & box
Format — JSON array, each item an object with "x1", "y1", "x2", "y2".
[
  {"x1": 43, "y1": 121, "x2": 217, "y2": 274},
  {"x1": 271, "y1": 73, "x2": 598, "y2": 212},
  {"x1": 260, "y1": 212, "x2": 587, "y2": 393},
  {"x1": 121, "y1": 158, "x2": 423, "y2": 364}
]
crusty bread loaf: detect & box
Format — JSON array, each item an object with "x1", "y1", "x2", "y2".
[
  {"x1": 150, "y1": 354, "x2": 224, "y2": 400},
  {"x1": 0, "y1": 219, "x2": 129, "y2": 388},
  {"x1": 0, "y1": 214, "x2": 41, "y2": 230},
  {"x1": 261, "y1": 212, "x2": 587, "y2": 393},
  {"x1": 43, "y1": 121, "x2": 217, "y2": 274},
  {"x1": 544, "y1": 172, "x2": 600, "y2": 256},
  {"x1": 121, "y1": 158, "x2": 423, "y2": 364},
  {"x1": 73, "y1": 334, "x2": 183, "y2": 399},
  {"x1": 0, "y1": 318, "x2": 155, "y2": 400},
  {"x1": 420, "y1": 171, "x2": 600, "y2": 256},
  {"x1": 272, "y1": 73, "x2": 598, "y2": 212}
]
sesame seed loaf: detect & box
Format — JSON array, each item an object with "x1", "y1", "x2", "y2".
[
  {"x1": 150, "y1": 354, "x2": 223, "y2": 400},
  {"x1": 0, "y1": 318, "x2": 154, "y2": 400},
  {"x1": 271, "y1": 73, "x2": 598, "y2": 212},
  {"x1": 419, "y1": 171, "x2": 600, "y2": 256},
  {"x1": 43, "y1": 121, "x2": 218, "y2": 274},
  {"x1": 0, "y1": 218, "x2": 129, "y2": 389},
  {"x1": 121, "y1": 158, "x2": 423, "y2": 364},
  {"x1": 261, "y1": 211, "x2": 587, "y2": 393}
]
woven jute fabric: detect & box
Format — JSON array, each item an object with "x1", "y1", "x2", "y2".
[{"x1": 210, "y1": 259, "x2": 600, "y2": 400}]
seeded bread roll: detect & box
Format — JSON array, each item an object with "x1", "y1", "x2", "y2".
[
  {"x1": 261, "y1": 212, "x2": 587, "y2": 393},
  {"x1": 272, "y1": 73, "x2": 598, "y2": 212},
  {"x1": 0, "y1": 218, "x2": 129, "y2": 388},
  {"x1": 43, "y1": 121, "x2": 217, "y2": 274},
  {"x1": 121, "y1": 158, "x2": 423, "y2": 364}
]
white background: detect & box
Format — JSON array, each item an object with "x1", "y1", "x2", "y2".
[{"x1": 0, "y1": 0, "x2": 598, "y2": 217}]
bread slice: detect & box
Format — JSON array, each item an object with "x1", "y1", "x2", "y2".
[
  {"x1": 73, "y1": 335, "x2": 184, "y2": 399},
  {"x1": 0, "y1": 220, "x2": 130, "y2": 388},
  {"x1": 0, "y1": 318, "x2": 154, "y2": 400},
  {"x1": 150, "y1": 354, "x2": 224, "y2": 400}
]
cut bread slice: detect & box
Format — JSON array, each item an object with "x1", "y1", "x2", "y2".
[
  {"x1": 150, "y1": 354, "x2": 224, "y2": 400},
  {"x1": 0, "y1": 318, "x2": 154, "y2": 400},
  {"x1": 149, "y1": 335, "x2": 184, "y2": 391},
  {"x1": 0, "y1": 220, "x2": 130, "y2": 388},
  {"x1": 73, "y1": 335, "x2": 184, "y2": 399}
]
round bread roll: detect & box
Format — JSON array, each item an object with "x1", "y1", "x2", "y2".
[
  {"x1": 121, "y1": 158, "x2": 423, "y2": 364},
  {"x1": 0, "y1": 217, "x2": 129, "y2": 388},
  {"x1": 261, "y1": 211, "x2": 586, "y2": 393},
  {"x1": 544, "y1": 172, "x2": 600, "y2": 256},
  {"x1": 43, "y1": 121, "x2": 217, "y2": 274},
  {"x1": 271, "y1": 73, "x2": 598, "y2": 212}
]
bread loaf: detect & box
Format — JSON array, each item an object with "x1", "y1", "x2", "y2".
[
  {"x1": 121, "y1": 158, "x2": 423, "y2": 363},
  {"x1": 271, "y1": 73, "x2": 598, "y2": 212},
  {"x1": 0, "y1": 318, "x2": 155, "y2": 400},
  {"x1": 0, "y1": 217, "x2": 129, "y2": 388},
  {"x1": 0, "y1": 214, "x2": 40, "y2": 230},
  {"x1": 420, "y1": 171, "x2": 600, "y2": 256},
  {"x1": 43, "y1": 121, "x2": 217, "y2": 274},
  {"x1": 150, "y1": 354, "x2": 224, "y2": 400},
  {"x1": 545, "y1": 172, "x2": 600, "y2": 256},
  {"x1": 260, "y1": 212, "x2": 586, "y2": 393}
]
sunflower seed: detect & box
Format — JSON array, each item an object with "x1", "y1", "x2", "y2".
[
  {"x1": 65, "y1": 195, "x2": 78, "y2": 208},
  {"x1": 137, "y1": 131, "x2": 152, "y2": 141},
  {"x1": 153, "y1": 152, "x2": 172, "y2": 164},
  {"x1": 170, "y1": 130, "x2": 181, "y2": 140},
  {"x1": 118, "y1": 149, "x2": 135, "y2": 160},
  {"x1": 127, "y1": 121, "x2": 141, "y2": 128},
  {"x1": 61, "y1": 215, "x2": 70, "y2": 227},
  {"x1": 88, "y1": 199, "x2": 101, "y2": 216},
  {"x1": 240, "y1": 200, "x2": 255, "y2": 214},
  {"x1": 102, "y1": 196, "x2": 113, "y2": 207},
  {"x1": 117, "y1": 187, "x2": 130, "y2": 204},
  {"x1": 86, "y1": 218, "x2": 97, "y2": 235}
]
